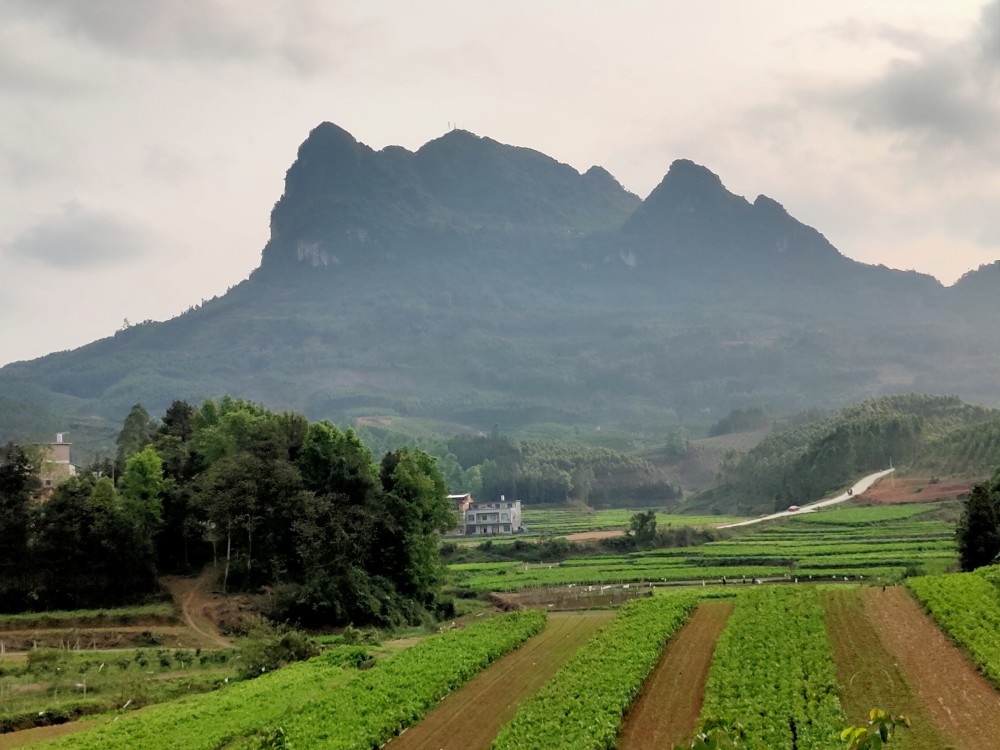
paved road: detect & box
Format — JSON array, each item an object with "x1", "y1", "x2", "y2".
[{"x1": 716, "y1": 468, "x2": 895, "y2": 529}]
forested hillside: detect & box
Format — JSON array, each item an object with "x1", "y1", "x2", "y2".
[{"x1": 690, "y1": 395, "x2": 1000, "y2": 515}]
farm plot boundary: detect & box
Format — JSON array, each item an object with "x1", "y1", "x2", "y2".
[
  {"x1": 863, "y1": 586, "x2": 1000, "y2": 750},
  {"x1": 618, "y1": 599, "x2": 734, "y2": 749},
  {"x1": 385, "y1": 611, "x2": 613, "y2": 750}
]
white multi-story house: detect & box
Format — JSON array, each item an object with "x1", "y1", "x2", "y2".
[{"x1": 462, "y1": 495, "x2": 523, "y2": 536}]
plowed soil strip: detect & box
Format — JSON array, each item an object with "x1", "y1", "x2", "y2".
[
  {"x1": 822, "y1": 589, "x2": 947, "y2": 750},
  {"x1": 385, "y1": 610, "x2": 613, "y2": 750},
  {"x1": 618, "y1": 600, "x2": 734, "y2": 750},
  {"x1": 864, "y1": 586, "x2": 1000, "y2": 750}
]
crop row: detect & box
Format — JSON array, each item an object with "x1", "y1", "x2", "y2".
[
  {"x1": 754, "y1": 519, "x2": 953, "y2": 538},
  {"x1": 492, "y1": 591, "x2": 699, "y2": 750},
  {"x1": 452, "y1": 545, "x2": 953, "y2": 590},
  {"x1": 906, "y1": 567, "x2": 1000, "y2": 688},
  {"x1": 455, "y1": 564, "x2": 793, "y2": 591},
  {"x1": 40, "y1": 610, "x2": 545, "y2": 750},
  {"x1": 700, "y1": 587, "x2": 843, "y2": 749},
  {"x1": 785, "y1": 504, "x2": 933, "y2": 525}
]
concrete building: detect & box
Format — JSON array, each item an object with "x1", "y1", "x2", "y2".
[
  {"x1": 463, "y1": 495, "x2": 523, "y2": 536},
  {"x1": 36, "y1": 433, "x2": 76, "y2": 498}
]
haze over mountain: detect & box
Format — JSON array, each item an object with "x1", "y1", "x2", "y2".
[{"x1": 3, "y1": 123, "x2": 1000, "y2": 456}]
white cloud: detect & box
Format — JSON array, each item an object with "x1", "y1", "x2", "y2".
[{"x1": 6, "y1": 202, "x2": 154, "y2": 269}]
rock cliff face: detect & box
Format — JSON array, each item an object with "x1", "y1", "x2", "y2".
[{"x1": 2, "y1": 123, "x2": 1000, "y2": 452}]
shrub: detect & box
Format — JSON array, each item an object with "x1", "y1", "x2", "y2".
[{"x1": 237, "y1": 620, "x2": 320, "y2": 680}]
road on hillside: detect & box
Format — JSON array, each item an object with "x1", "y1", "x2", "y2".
[{"x1": 717, "y1": 468, "x2": 894, "y2": 529}]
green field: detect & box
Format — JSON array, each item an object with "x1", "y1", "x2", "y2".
[
  {"x1": 519, "y1": 508, "x2": 745, "y2": 535},
  {"x1": 451, "y1": 503, "x2": 957, "y2": 591},
  {"x1": 0, "y1": 647, "x2": 235, "y2": 734}
]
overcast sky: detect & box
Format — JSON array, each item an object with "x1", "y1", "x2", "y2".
[{"x1": 2, "y1": 1, "x2": 998, "y2": 366}]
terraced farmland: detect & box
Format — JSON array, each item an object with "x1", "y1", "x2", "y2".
[{"x1": 451, "y1": 503, "x2": 956, "y2": 592}]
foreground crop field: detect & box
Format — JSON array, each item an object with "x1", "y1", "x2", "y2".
[
  {"x1": 700, "y1": 587, "x2": 842, "y2": 749},
  {"x1": 822, "y1": 588, "x2": 949, "y2": 750},
  {"x1": 492, "y1": 591, "x2": 698, "y2": 750},
  {"x1": 34, "y1": 610, "x2": 544, "y2": 750},
  {"x1": 385, "y1": 611, "x2": 613, "y2": 750},
  {"x1": 618, "y1": 599, "x2": 734, "y2": 749},
  {"x1": 906, "y1": 566, "x2": 1000, "y2": 687},
  {"x1": 863, "y1": 586, "x2": 1000, "y2": 750}
]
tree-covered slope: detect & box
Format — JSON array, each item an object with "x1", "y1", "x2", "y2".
[{"x1": 689, "y1": 395, "x2": 1000, "y2": 515}]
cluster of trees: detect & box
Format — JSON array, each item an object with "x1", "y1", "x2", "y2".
[
  {"x1": 709, "y1": 406, "x2": 771, "y2": 437},
  {"x1": 957, "y1": 470, "x2": 1000, "y2": 571},
  {"x1": 443, "y1": 430, "x2": 679, "y2": 506},
  {"x1": 0, "y1": 397, "x2": 456, "y2": 627}
]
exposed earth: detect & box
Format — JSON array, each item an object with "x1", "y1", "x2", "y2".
[
  {"x1": 618, "y1": 600, "x2": 734, "y2": 749},
  {"x1": 384, "y1": 611, "x2": 614, "y2": 750},
  {"x1": 857, "y1": 475, "x2": 976, "y2": 505}
]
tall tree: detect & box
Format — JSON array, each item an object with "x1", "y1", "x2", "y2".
[
  {"x1": 957, "y1": 479, "x2": 1000, "y2": 571},
  {"x1": 0, "y1": 443, "x2": 39, "y2": 610},
  {"x1": 116, "y1": 403, "x2": 156, "y2": 473},
  {"x1": 376, "y1": 448, "x2": 454, "y2": 605}
]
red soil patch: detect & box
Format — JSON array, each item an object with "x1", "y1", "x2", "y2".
[
  {"x1": 858, "y1": 476, "x2": 975, "y2": 505},
  {"x1": 618, "y1": 600, "x2": 734, "y2": 750},
  {"x1": 822, "y1": 589, "x2": 949, "y2": 750},
  {"x1": 863, "y1": 586, "x2": 1000, "y2": 750},
  {"x1": 385, "y1": 610, "x2": 614, "y2": 750}
]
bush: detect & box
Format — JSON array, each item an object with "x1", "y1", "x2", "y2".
[
  {"x1": 237, "y1": 620, "x2": 320, "y2": 680},
  {"x1": 26, "y1": 648, "x2": 64, "y2": 673}
]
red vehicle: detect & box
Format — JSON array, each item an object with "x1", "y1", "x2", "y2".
[{"x1": 787, "y1": 505, "x2": 800, "y2": 512}]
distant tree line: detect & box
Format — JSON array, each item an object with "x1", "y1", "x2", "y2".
[
  {"x1": 442, "y1": 430, "x2": 680, "y2": 506},
  {"x1": 709, "y1": 406, "x2": 771, "y2": 437},
  {"x1": 0, "y1": 397, "x2": 455, "y2": 627}
]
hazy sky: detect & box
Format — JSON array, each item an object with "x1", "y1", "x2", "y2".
[{"x1": 2, "y1": 1, "x2": 998, "y2": 366}]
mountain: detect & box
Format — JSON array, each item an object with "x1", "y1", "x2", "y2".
[{"x1": 3, "y1": 123, "x2": 1000, "y2": 459}]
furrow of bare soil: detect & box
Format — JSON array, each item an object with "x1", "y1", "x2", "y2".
[
  {"x1": 821, "y1": 588, "x2": 951, "y2": 750},
  {"x1": 385, "y1": 610, "x2": 614, "y2": 750},
  {"x1": 618, "y1": 600, "x2": 734, "y2": 750},
  {"x1": 863, "y1": 586, "x2": 1000, "y2": 750}
]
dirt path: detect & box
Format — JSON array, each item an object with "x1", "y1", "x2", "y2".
[
  {"x1": 822, "y1": 589, "x2": 949, "y2": 750},
  {"x1": 385, "y1": 610, "x2": 614, "y2": 750},
  {"x1": 863, "y1": 586, "x2": 1000, "y2": 750},
  {"x1": 161, "y1": 567, "x2": 232, "y2": 649},
  {"x1": 618, "y1": 600, "x2": 734, "y2": 749}
]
